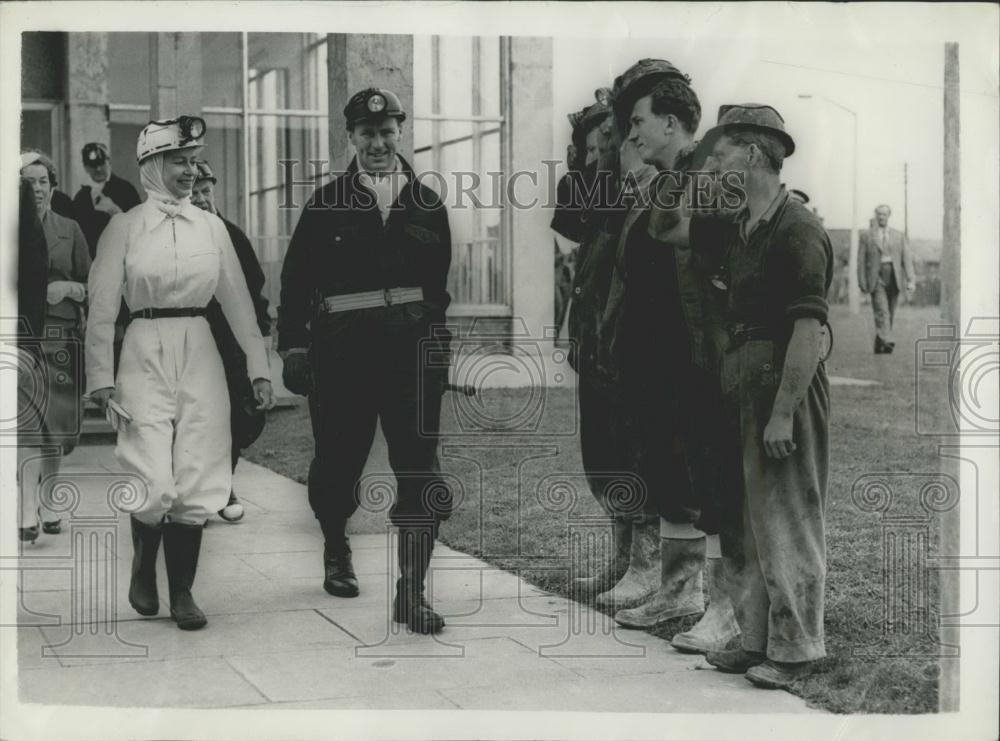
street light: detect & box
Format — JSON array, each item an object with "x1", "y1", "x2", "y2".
[{"x1": 798, "y1": 93, "x2": 860, "y2": 314}]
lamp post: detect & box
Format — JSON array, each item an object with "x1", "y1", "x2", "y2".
[{"x1": 798, "y1": 93, "x2": 860, "y2": 314}]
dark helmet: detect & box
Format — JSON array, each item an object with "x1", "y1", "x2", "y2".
[{"x1": 344, "y1": 88, "x2": 406, "y2": 127}]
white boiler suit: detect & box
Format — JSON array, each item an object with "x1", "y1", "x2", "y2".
[{"x1": 85, "y1": 198, "x2": 269, "y2": 525}]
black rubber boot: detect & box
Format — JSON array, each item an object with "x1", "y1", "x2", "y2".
[
  {"x1": 392, "y1": 526, "x2": 444, "y2": 634},
  {"x1": 322, "y1": 519, "x2": 359, "y2": 597},
  {"x1": 129, "y1": 516, "x2": 162, "y2": 616},
  {"x1": 162, "y1": 522, "x2": 208, "y2": 631}
]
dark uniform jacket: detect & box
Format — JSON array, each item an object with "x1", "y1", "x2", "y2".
[
  {"x1": 278, "y1": 155, "x2": 451, "y2": 352},
  {"x1": 72, "y1": 173, "x2": 142, "y2": 259}
]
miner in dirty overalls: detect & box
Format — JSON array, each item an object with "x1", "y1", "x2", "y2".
[
  {"x1": 695, "y1": 104, "x2": 833, "y2": 690},
  {"x1": 595, "y1": 60, "x2": 741, "y2": 656},
  {"x1": 279, "y1": 88, "x2": 453, "y2": 634},
  {"x1": 551, "y1": 92, "x2": 637, "y2": 596}
]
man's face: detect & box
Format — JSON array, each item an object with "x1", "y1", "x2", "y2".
[
  {"x1": 702, "y1": 135, "x2": 752, "y2": 207},
  {"x1": 875, "y1": 207, "x2": 890, "y2": 227},
  {"x1": 190, "y1": 180, "x2": 216, "y2": 213},
  {"x1": 584, "y1": 127, "x2": 601, "y2": 166},
  {"x1": 349, "y1": 116, "x2": 401, "y2": 173},
  {"x1": 627, "y1": 95, "x2": 672, "y2": 168},
  {"x1": 85, "y1": 161, "x2": 110, "y2": 183}
]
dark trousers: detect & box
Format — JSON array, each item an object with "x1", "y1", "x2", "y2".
[
  {"x1": 720, "y1": 340, "x2": 830, "y2": 662},
  {"x1": 577, "y1": 359, "x2": 632, "y2": 518},
  {"x1": 871, "y1": 263, "x2": 900, "y2": 346},
  {"x1": 306, "y1": 305, "x2": 451, "y2": 537}
]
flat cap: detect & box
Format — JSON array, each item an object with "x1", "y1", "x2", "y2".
[{"x1": 344, "y1": 88, "x2": 406, "y2": 127}]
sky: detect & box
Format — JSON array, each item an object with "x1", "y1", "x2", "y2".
[{"x1": 553, "y1": 35, "x2": 980, "y2": 240}]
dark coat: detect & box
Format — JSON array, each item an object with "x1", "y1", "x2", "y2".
[
  {"x1": 278, "y1": 155, "x2": 452, "y2": 352},
  {"x1": 73, "y1": 173, "x2": 142, "y2": 259},
  {"x1": 18, "y1": 180, "x2": 49, "y2": 340}
]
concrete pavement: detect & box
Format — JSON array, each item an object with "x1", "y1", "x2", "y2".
[{"x1": 10, "y1": 444, "x2": 819, "y2": 713}]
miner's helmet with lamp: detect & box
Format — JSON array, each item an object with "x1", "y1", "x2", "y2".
[
  {"x1": 136, "y1": 116, "x2": 207, "y2": 163},
  {"x1": 343, "y1": 88, "x2": 406, "y2": 129}
]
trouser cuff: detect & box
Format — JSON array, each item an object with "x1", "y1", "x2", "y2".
[{"x1": 766, "y1": 635, "x2": 827, "y2": 663}]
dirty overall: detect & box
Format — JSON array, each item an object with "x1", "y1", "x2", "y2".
[{"x1": 717, "y1": 193, "x2": 832, "y2": 663}]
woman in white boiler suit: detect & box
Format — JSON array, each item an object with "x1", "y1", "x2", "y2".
[{"x1": 86, "y1": 117, "x2": 274, "y2": 630}]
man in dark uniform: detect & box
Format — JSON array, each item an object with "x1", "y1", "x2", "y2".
[
  {"x1": 279, "y1": 88, "x2": 453, "y2": 634},
  {"x1": 191, "y1": 159, "x2": 272, "y2": 524},
  {"x1": 695, "y1": 105, "x2": 833, "y2": 690},
  {"x1": 72, "y1": 142, "x2": 142, "y2": 258}
]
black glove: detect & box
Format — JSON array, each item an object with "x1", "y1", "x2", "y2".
[{"x1": 282, "y1": 352, "x2": 313, "y2": 396}]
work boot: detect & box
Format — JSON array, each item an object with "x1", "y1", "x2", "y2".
[
  {"x1": 614, "y1": 536, "x2": 705, "y2": 629},
  {"x1": 571, "y1": 518, "x2": 631, "y2": 596},
  {"x1": 128, "y1": 516, "x2": 162, "y2": 617},
  {"x1": 322, "y1": 519, "x2": 359, "y2": 597},
  {"x1": 595, "y1": 515, "x2": 660, "y2": 610},
  {"x1": 162, "y1": 522, "x2": 208, "y2": 631},
  {"x1": 745, "y1": 659, "x2": 814, "y2": 690},
  {"x1": 705, "y1": 647, "x2": 765, "y2": 674},
  {"x1": 323, "y1": 541, "x2": 359, "y2": 598},
  {"x1": 392, "y1": 526, "x2": 445, "y2": 634},
  {"x1": 671, "y1": 557, "x2": 741, "y2": 653}
]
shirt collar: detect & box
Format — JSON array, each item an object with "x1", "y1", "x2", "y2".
[
  {"x1": 736, "y1": 185, "x2": 787, "y2": 242},
  {"x1": 141, "y1": 197, "x2": 201, "y2": 230}
]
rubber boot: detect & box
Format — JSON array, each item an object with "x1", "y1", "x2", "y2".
[
  {"x1": 163, "y1": 522, "x2": 207, "y2": 631},
  {"x1": 614, "y1": 536, "x2": 706, "y2": 629},
  {"x1": 128, "y1": 516, "x2": 162, "y2": 616},
  {"x1": 595, "y1": 515, "x2": 660, "y2": 610},
  {"x1": 571, "y1": 518, "x2": 631, "y2": 596},
  {"x1": 392, "y1": 526, "x2": 445, "y2": 634},
  {"x1": 671, "y1": 557, "x2": 741, "y2": 653},
  {"x1": 322, "y1": 520, "x2": 359, "y2": 598}
]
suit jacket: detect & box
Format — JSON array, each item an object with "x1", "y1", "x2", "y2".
[
  {"x1": 858, "y1": 225, "x2": 914, "y2": 295},
  {"x1": 73, "y1": 173, "x2": 142, "y2": 259},
  {"x1": 41, "y1": 209, "x2": 92, "y2": 324}
]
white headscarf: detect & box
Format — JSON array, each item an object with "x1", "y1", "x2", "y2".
[{"x1": 140, "y1": 148, "x2": 202, "y2": 218}]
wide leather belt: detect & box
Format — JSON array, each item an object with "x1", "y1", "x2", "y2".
[
  {"x1": 319, "y1": 287, "x2": 424, "y2": 314},
  {"x1": 130, "y1": 306, "x2": 208, "y2": 321}
]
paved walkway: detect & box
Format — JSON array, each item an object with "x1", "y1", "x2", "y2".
[{"x1": 9, "y1": 445, "x2": 818, "y2": 713}]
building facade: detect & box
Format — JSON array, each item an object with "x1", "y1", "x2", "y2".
[{"x1": 21, "y1": 32, "x2": 555, "y2": 346}]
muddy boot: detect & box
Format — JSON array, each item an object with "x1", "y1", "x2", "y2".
[
  {"x1": 392, "y1": 526, "x2": 444, "y2": 634},
  {"x1": 572, "y1": 518, "x2": 631, "y2": 596},
  {"x1": 128, "y1": 516, "x2": 162, "y2": 616},
  {"x1": 163, "y1": 522, "x2": 207, "y2": 631},
  {"x1": 671, "y1": 557, "x2": 741, "y2": 653},
  {"x1": 614, "y1": 536, "x2": 705, "y2": 629},
  {"x1": 595, "y1": 515, "x2": 660, "y2": 610}
]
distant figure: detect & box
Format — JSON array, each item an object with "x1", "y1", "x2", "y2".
[
  {"x1": 857, "y1": 204, "x2": 915, "y2": 354},
  {"x1": 72, "y1": 142, "x2": 142, "y2": 258}
]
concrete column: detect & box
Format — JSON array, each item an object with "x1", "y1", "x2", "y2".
[
  {"x1": 326, "y1": 34, "x2": 413, "y2": 173},
  {"x1": 65, "y1": 33, "x2": 109, "y2": 194},
  {"x1": 149, "y1": 33, "x2": 203, "y2": 120},
  {"x1": 508, "y1": 37, "x2": 554, "y2": 349}
]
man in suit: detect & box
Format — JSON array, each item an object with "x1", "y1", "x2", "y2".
[
  {"x1": 72, "y1": 142, "x2": 142, "y2": 258},
  {"x1": 857, "y1": 204, "x2": 915, "y2": 354}
]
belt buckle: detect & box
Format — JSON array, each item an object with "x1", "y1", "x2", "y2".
[{"x1": 383, "y1": 288, "x2": 393, "y2": 306}]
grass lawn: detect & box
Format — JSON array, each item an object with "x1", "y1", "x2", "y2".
[{"x1": 244, "y1": 303, "x2": 948, "y2": 714}]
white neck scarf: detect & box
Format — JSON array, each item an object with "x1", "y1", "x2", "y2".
[
  {"x1": 359, "y1": 157, "x2": 408, "y2": 224},
  {"x1": 140, "y1": 153, "x2": 190, "y2": 218}
]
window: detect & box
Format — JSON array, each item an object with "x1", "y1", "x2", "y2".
[
  {"x1": 106, "y1": 32, "x2": 329, "y2": 310},
  {"x1": 413, "y1": 36, "x2": 510, "y2": 315}
]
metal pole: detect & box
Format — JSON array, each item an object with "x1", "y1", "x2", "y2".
[
  {"x1": 904, "y1": 162, "x2": 909, "y2": 239},
  {"x1": 849, "y1": 108, "x2": 860, "y2": 314}
]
